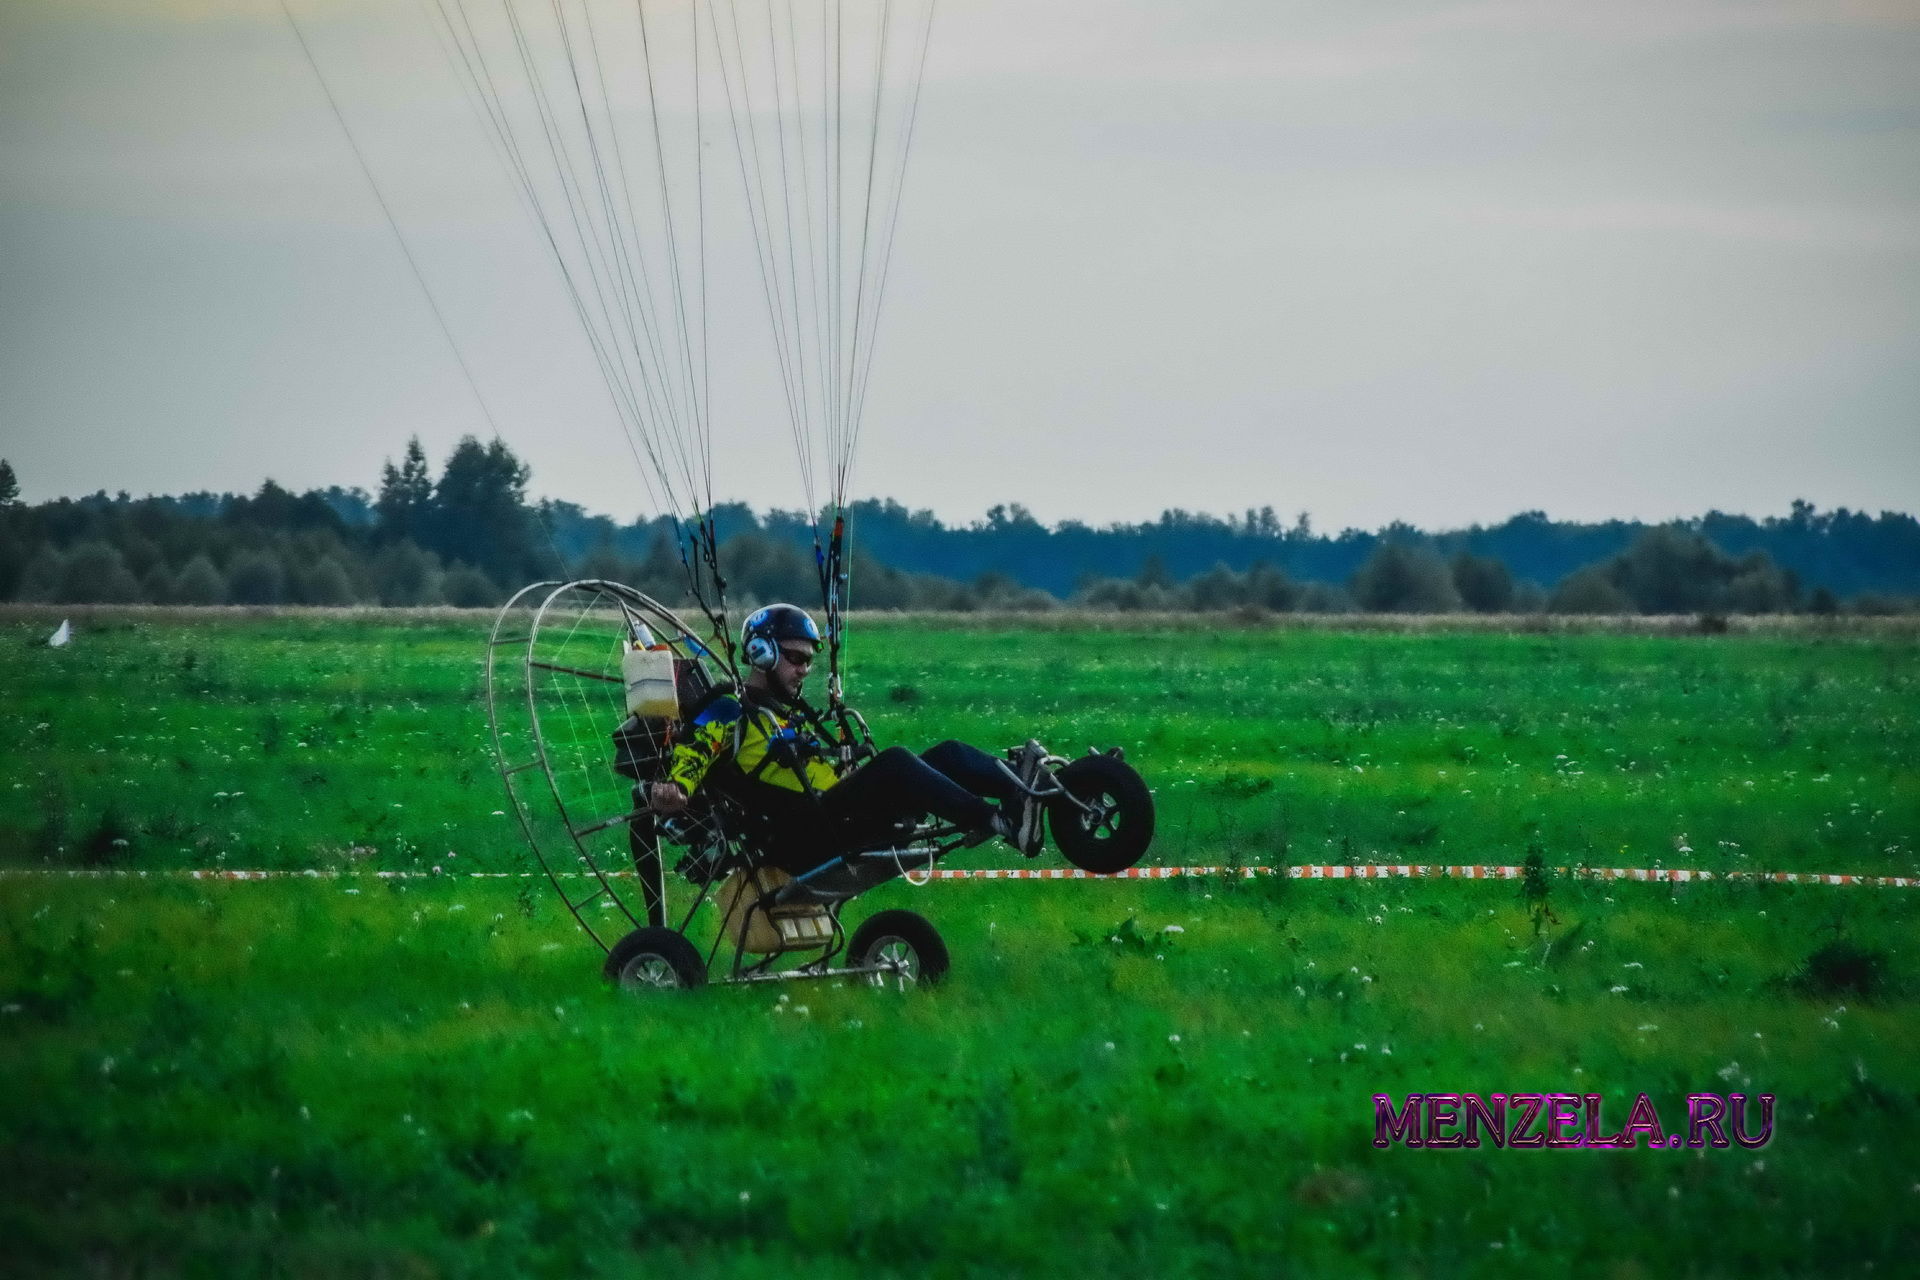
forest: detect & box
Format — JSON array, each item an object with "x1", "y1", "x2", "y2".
[{"x1": 0, "y1": 443, "x2": 1914, "y2": 616}]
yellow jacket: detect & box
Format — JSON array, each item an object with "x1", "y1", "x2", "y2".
[{"x1": 666, "y1": 692, "x2": 841, "y2": 802}]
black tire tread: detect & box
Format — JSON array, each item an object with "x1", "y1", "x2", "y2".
[
  {"x1": 602, "y1": 925, "x2": 708, "y2": 989},
  {"x1": 1047, "y1": 754, "x2": 1155, "y2": 874},
  {"x1": 847, "y1": 908, "x2": 950, "y2": 986}
]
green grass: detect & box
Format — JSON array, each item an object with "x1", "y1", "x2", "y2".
[
  {"x1": 2, "y1": 872, "x2": 1915, "y2": 1275},
  {"x1": 0, "y1": 610, "x2": 1916, "y2": 1274},
  {"x1": 2, "y1": 611, "x2": 1915, "y2": 877}
]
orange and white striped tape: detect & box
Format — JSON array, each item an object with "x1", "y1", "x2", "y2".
[
  {"x1": 925, "y1": 864, "x2": 1917, "y2": 887},
  {"x1": 0, "y1": 864, "x2": 1912, "y2": 887}
]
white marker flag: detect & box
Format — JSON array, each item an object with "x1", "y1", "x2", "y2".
[{"x1": 48, "y1": 620, "x2": 71, "y2": 647}]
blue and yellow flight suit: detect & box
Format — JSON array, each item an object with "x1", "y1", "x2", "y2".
[
  {"x1": 666, "y1": 689, "x2": 1017, "y2": 872},
  {"x1": 666, "y1": 692, "x2": 843, "y2": 832}
]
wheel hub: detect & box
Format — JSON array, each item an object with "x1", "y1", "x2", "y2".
[
  {"x1": 867, "y1": 936, "x2": 920, "y2": 988},
  {"x1": 618, "y1": 953, "x2": 683, "y2": 989}
]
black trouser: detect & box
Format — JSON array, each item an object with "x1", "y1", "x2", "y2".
[{"x1": 764, "y1": 740, "x2": 1019, "y2": 872}]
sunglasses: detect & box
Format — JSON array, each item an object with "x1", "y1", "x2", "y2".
[{"x1": 779, "y1": 647, "x2": 816, "y2": 668}]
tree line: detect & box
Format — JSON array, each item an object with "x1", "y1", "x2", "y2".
[
  {"x1": 0, "y1": 441, "x2": 541, "y2": 610},
  {"x1": 0, "y1": 448, "x2": 1912, "y2": 615}
]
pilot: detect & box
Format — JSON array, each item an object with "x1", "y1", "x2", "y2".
[{"x1": 648, "y1": 603, "x2": 1043, "y2": 872}]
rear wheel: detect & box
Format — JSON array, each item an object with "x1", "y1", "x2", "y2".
[
  {"x1": 603, "y1": 926, "x2": 707, "y2": 990},
  {"x1": 1048, "y1": 754, "x2": 1155, "y2": 874},
  {"x1": 847, "y1": 909, "x2": 949, "y2": 989}
]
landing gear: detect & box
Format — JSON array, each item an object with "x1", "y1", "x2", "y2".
[
  {"x1": 1049, "y1": 753, "x2": 1156, "y2": 875},
  {"x1": 603, "y1": 927, "x2": 708, "y2": 990},
  {"x1": 847, "y1": 909, "x2": 950, "y2": 989}
]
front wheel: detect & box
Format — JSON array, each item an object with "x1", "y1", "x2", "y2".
[
  {"x1": 1048, "y1": 754, "x2": 1155, "y2": 874},
  {"x1": 603, "y1": 926, "x2": 708, "y2": 990},
  {"x1": 847, "y1": 909, "x2": 950, "y2": 989}
]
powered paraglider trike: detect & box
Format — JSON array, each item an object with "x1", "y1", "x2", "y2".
[{"x1": 485, "y1": 579, "x2": 1154, "y2": 990}]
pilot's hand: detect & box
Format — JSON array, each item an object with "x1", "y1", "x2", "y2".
[{"x1": 648, "y1": 782, "x2": 689, "y2": 814}]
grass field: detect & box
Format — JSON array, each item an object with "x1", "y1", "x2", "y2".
[
  {"x1": 2, "y1": 610, "x2": 1916, "y2": 1275},
  {"x1": 3, "y1": 609, "x2": 1915, "y2": 877}
]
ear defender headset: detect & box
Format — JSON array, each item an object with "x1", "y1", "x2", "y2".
[
  {"x1": 742, "y1": 604, "x2": 822, "y2": 673},
  {"x1": 744, "y1": 633, "x2": 780, "y2": 672}
]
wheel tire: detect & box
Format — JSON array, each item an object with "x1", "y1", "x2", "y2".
[
  {"x1": 1048, "y1": 754, "x2": 1155, "y2": 874},
  {"x1": 603, "y1": 926, "x2": 708, "y2": 990},
  {"x1": 847, "y1": 909, "x2": 950, "y2": 988}
]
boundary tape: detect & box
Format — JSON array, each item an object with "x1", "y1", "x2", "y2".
[{"x1": 0, "y1": 865, "x2": 1912, "y2": 887}]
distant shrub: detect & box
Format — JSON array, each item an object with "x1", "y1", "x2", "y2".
[
  {"x1": 1548, "y1": 566, "x2": 1632, "y2": 615},
  {"x1": 373, "y1": 541, "x2": 440, "y2": 606},
  {"x1": 138, "y1": 563, "x2": 173, "y2": 604},
  {"x1": 171, "y1": 554, "x2": 227, "y2": 605},
  {"x1": 296, "y1": 556, "x2": 358, "y2": 606},
  {"x1": 572, "y1": 540, "x2": 636, "y2": 585},
  {"x1": 1294, "y1": 581, "x2": 1353, "y2": 613},
  {"x1": 48, "y1": 540, "x2": 142, "y2": 604},
  {"x1": 970, "y1": 570, "x2": 1056, "y2": 612},
  {"x1": 0, "y1": 527, "x2": 26, "y2": 601},
  {"x1": 1595, "y1": 526, "x2": 1797, "y2": 614},
  {"x1": 1185, "y1": 561, "x2": 1299, "y2": 612},
  {"x1": 1350, "y1": 541, "x2": 1460, "y2": 613},
  {"x1": 722, "y1": 530, "x2": 818, "y2": 604},
  {"x1": 1722, "y1": 555, "x2": 1797, "y2": 613},
  {"x1": 440, "y1": 564, "x2": 501, "y2": 608},
  {"x1": 1075, "y1": 578, "x2": 1176, "y2": 612},
  {"x1": 1186, "y1": 563, "x2": 1241, "y2": 611},
  {"x1": 14, "y1": 547, "x2": 66, "y2": 602},
  {"x1": 1450, "y1": 551, "x2": 1515, "y2": 613},
  {"x1": 1847, "y1": 592, "x2": 1918, "y2": 617},
  {"x1": 1004, "y1": 588, "x2": 1059, "y2": 612},
  {"x1": 118, "y1": 536, "x2": 164, "y2": 581},
  {"x1": 1510, "y1": 580, "x2": 1548, "y2": 614},
  {"x1": 226, "y1": 550, "x2": 287, "y2": 605},
  {"x1": 1609, "y1": 525, "x2": 1725, "y2": 613}
]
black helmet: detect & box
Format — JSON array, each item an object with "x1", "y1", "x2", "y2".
[{"x1": 741, "y1": 604, "x2": 822, "y2": 672}]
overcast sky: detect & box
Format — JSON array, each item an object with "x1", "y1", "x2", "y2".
[{"x1": 3, "y1": 0, "x2": 1917, "y2": 532}]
